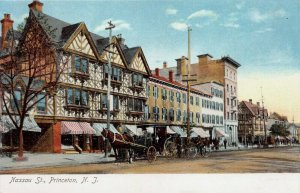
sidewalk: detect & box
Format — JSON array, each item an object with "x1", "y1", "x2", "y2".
[
  {"x1": 0, "y1": 152, "x2": 115, "y2": 171},
  {"x1": 213, "y1": 144, "x2": 300, "y2": 152}
]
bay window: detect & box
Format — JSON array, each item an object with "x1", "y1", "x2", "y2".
[
  {"x1": 66, "y1": 88, "x2": 89, "y2": 106},
  {"x1": 74, "y1": 56, "x2": 88, "y2": 73},
  {"x1": 132, "y1": 73, "x2": 143, "y2": 86}
]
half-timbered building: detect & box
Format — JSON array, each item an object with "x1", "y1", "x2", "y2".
[{"x1": 0, "y1": 0, "x2": 151, "y2": 153}]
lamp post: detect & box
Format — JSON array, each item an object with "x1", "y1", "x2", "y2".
[
  {"x1": 261, "y1": 87, "x2": 267, "y2": 147},
  {"x1": 105, "y1": 21, "x2": 115, "y2": 158}
]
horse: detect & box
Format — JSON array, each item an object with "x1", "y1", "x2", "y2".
[{"x1": 101, "y1": 128, "x2": 134, "y2": 160}]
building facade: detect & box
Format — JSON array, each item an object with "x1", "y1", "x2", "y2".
[
  {"x1": 0, "y1": 0, "x2": 151, "y2": 153},
  {"x1": 238, "y1": 99, "x2": 268, "y2": 145}
]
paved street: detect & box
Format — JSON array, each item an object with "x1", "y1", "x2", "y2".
[{"x1": 0, "y1": 146, "x2": 299, "y2": 174}]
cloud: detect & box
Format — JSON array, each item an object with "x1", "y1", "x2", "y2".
[
  {"x1": 170, "y1": 22, "x2": 188, "y2": 31},
  {"x1": 94, "y1": 18, "x2": 131, "y2": 33},
  {"x1": 166, "y1": 8, "x2": 178, "y2": 15},
  {"x1": 255, "y1": 27, "x2": 273, "y2": 33},
  {"x1": 236, "y1": 1, "x2": 245, "y2": 10},
  {"x1": 221, "y1": 13, "x2": 240, "y2": 28},
  {"x1": 187, "y1": 10, "x2": 218, "y2": 20},
  {"x1": 249, "y1": 9, "x2": 287, "y2": 23}
]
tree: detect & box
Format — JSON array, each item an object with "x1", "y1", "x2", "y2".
[
  {"x1": 0, "y1": 11, "x2": 68, "y2": 160},
  {"x1": 270, "y1": 124, "x2": 290, "y2": 137}
]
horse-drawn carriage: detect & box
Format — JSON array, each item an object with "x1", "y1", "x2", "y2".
[{"x1": 101, "y1": 128, "x2": 157, "y2": 163}]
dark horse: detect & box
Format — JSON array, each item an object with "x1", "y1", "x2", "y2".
[{"x1": 101, "y1": 128, "x2": 134, "y2": 160}]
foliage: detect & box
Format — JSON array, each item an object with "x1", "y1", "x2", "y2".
[{"x1": 270, "y1": 124, "x2": 290, "y2": 137}]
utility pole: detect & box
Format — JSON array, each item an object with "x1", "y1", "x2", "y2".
[
  {"x1": 105, "y1": 21, "x2": 115, "y2": 158},
  {"x1": 261, "y1": 87, "x2": 267, "y2": 147},
  {"x1": 182, "y1": 26, "x2": 196, "y2": 142}
]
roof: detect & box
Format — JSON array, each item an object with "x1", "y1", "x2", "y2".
[
  {"x1": 197, "y1": 53, "x2": 213, "y2": 58},
  {"x1": 221, "y1": 56, "x2": 241, "y2": 68},
  {"x1": 242, "y1": 101, "x2": 268, "y2": 117},
  {"x1": 192, "y1": 81, "x2": 224, "y2": 87},
  {"x1": 123, "y1": 47, "x2": 140, "y2": 64}
]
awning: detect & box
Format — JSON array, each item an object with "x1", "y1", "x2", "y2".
[
  {"x1": 146, "y1": 126, "x2": 154, "y2": 133},
  {"x1": 1, "y1": 115, "x2": 41, "y2": 132},
  {"x1": 215, "y1": 128, "x2": 229, "y2": 138},
  {"x1": 166, "y1": 126, "x2": 176, "y2": 134},
  {"x1": 125, "y1": 125, "x2": 144, "y2": 136},
  {"x1": 192, "y1": 127, "x2": 210, "y2": 138},
  {"x1": 61, "y1": 121, "x2": 95, "y2": 135},
  {"x1": 170, "y1": 126, "x2": 187, "y2": 137},
  {"x1": 92, "y1": 123, "x2": 105, "y2": 136}
]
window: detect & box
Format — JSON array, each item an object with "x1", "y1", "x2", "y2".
[
  {"x1": 227, "y1": 84, "x2": 229, "y2": 91},
  {"x1": 128, "y1": 98, "x2": 144, "y2": 112},
  {"x1": 169, "y1": 90, "x2": 174, "y2": 102},
  {"x1": 212, "y1": 115, "x2": 215, "y2": 124},
  {"x1": 212, "y1": 101, "x2": 215, "y2": 110},
  {"x1": 169, "y1": 108, "x2": 174, "y2": 121},
  {"x1": 74, "y1": 56, "x2": 88, "y2": 73},
  {"x1": 12, "y1": 90, "x2": 22, "y2": 111},
  {"x1": 216, "y1": 115, "x2": 219, "y2": 124},
  {"x1": 220, "y1": 90, "x2": 223, "y2": 98},
  {"x1": 202, "y1": 114, "x2": 205, "y2": 123},
  {"x1": 153, "y1": 106, "x2": 159, "y2": 121},
  {"x1": 202, "y1": 99, "x2": 204, "y2": 107},
  {"x1": 146, "y1": 85, "x2": 150, "y2": 96},
  {"x1": 196, "y1": 97, "x2": 199, "y2": 106},
  {"x1": 183, "y1": 93, "x2": 187, "y2": 104},
  {"x1": 227, "y1": 98, "x2": 229, "y2": 106},
  {"x1": 132, "y1": 73, "x2": 143, "y2": 86},
  {"x1": 215, "y1": 102, "x2": 219, "y2": 110},
  {"x1": 211, "y1": 88, "x2": 214, "y2": 95},
  {"x1": 220, "y1": 116, "x2": 223, "y2": 124},
  {"x1": 153, "y1": 86, "x2": 158, "y2": 98},
  {"x1": 220, "y1": 103, "x2": 223, "y2": 111},
  {"x1": 113, "y1": 95, "x2": 119, "y2": 110},
  {"x1": 161, "y1": 88, "x2": 167, "y2": 100},
  {"x1": 37, "y1": 93, "x2": 46, "y2": 112},
  {"x1": 101, "y1": 94, "x2": 108, "y2": 109},
  {"x1": 183, "y1": 110, "x2": 187, "y2": 122},
  {"x1": 176, "y1": 92, "x2": 181, "y2": 103},
  {"x1": 66, "y1": 88, "x2": 89, "y2": 106},
  {"x1": 162, "y1": 108, "x2": 168, "y2": 121},
  {"x1": 190, "y1": 96, "x2": 193, "y2": 105},
  {"x1": 227, "y1": 112, "x2": 229, "y2": 120},
  {"x1": 190, "y1": 112, "x2": 194, "y2": 123},
  {"x1": 104, "y1": 65, "x2": 122, "y2": 81},
  {"x1": 196, "y1": 113, "x2": 200, "y2": 123},
  {"x1": 176, "y1": 109, "x2": 181, "y2": 121},
  {"x1": 144, "y1": 106, "x2": 150, "y2": 120}
]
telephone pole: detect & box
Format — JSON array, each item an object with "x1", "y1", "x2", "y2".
[
  {"x1": 261, "y1": 87, "x2": 267, "y2": 147},
  {"x1": 182, "y1": 26, "x2": 196, "y2": 141},
  {"x1": 105, "y1": 21, "x2": 115, "y2": 158}
]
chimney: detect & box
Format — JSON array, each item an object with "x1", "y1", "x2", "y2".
[
  {"x1": 117, "y1": 34, "x2": 125, "y2": 45},
  {"x1": 249, "y1": 99, "x2": 252, "y2": 104},
  {"x1": 175, "y1": 56, "x2": 188, "y2": 76},
  {"x1": 28, "y1": 0, "x2": 43, "y2": 12},
  {"x1": 257, "y1": 102, "x2": 260, "y2": 107},
  {"x1": 169, "y1": 70, "x2": 174, "y2": 82},
  {"x1": 163, "y1": 61, "x2": 167, "y2": 69},
  {"x1": 154, "y1": 68, "x2": 160, "y2": 76},
  {"x1": 197, "y1": 54, "x2": 213, "y2": 64},
  {"x1": 1, "y1": 14, "x2": 14, "y2": 49}
]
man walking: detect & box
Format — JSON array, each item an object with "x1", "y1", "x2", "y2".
[{"x1": 224, "y1": 138, "x2": 227, "y2": 149}]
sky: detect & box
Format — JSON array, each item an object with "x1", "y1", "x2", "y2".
[{"x1": 1, "y1": 0, "x2": 300, "y2": 122}]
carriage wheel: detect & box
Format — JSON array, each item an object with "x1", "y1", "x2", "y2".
[
  {"x1": 165, "y1": 141, "x2": 177, "y2": 159},
  {"x1": 186, "y1": 146, "x2": 197, "y2": 159},
  {"x1": 147, "y1": 146, "x2": 157, "y2": 163},
  {"x1": 201, "y1": 146, "x2": 211, "y2": 158}
]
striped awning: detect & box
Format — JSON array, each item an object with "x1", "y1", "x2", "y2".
[
  {"x1": 166, "y1": 126, "x2": 176, "y2": 134},
  {"x1": 125, "y1": 125, "x2": 143, "y2": 136},
  {"x1": 1, "y1": 115, "x2": 41, "y2": 132},
  {"x1": 92, "y1": 123, "x2": 120, "y2": 135},
  {"x1": 192, "y1": 127, "x2": 210, "y2": 138},
  {"x1": 170, "y1": 126, "x2": 187, "y2": 137},
  {"x1": 215, "y1": 128, "x2": 229, "y2": 138},
  {"x1": 61, "y1": 121, "x2": 95, "y2": 135}
]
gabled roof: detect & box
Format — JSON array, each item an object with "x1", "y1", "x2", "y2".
[
  {"x1": 61, "y1": 23, "x2": 81, "y2": 41},
  {"x1": 241, "y1": 101, "x2": 268, "y2": 117},
  {"x1": 123, "y1": 47, "x2": 139, "y2": 64}
]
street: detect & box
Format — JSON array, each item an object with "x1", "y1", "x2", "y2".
[{"x1": 1, "y1": 146, "x2": 299, "y2": 174}]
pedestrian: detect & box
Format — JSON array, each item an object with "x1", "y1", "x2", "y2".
[{"x1": 224, "y1": 138, "x2": 227, "y2": 149}]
